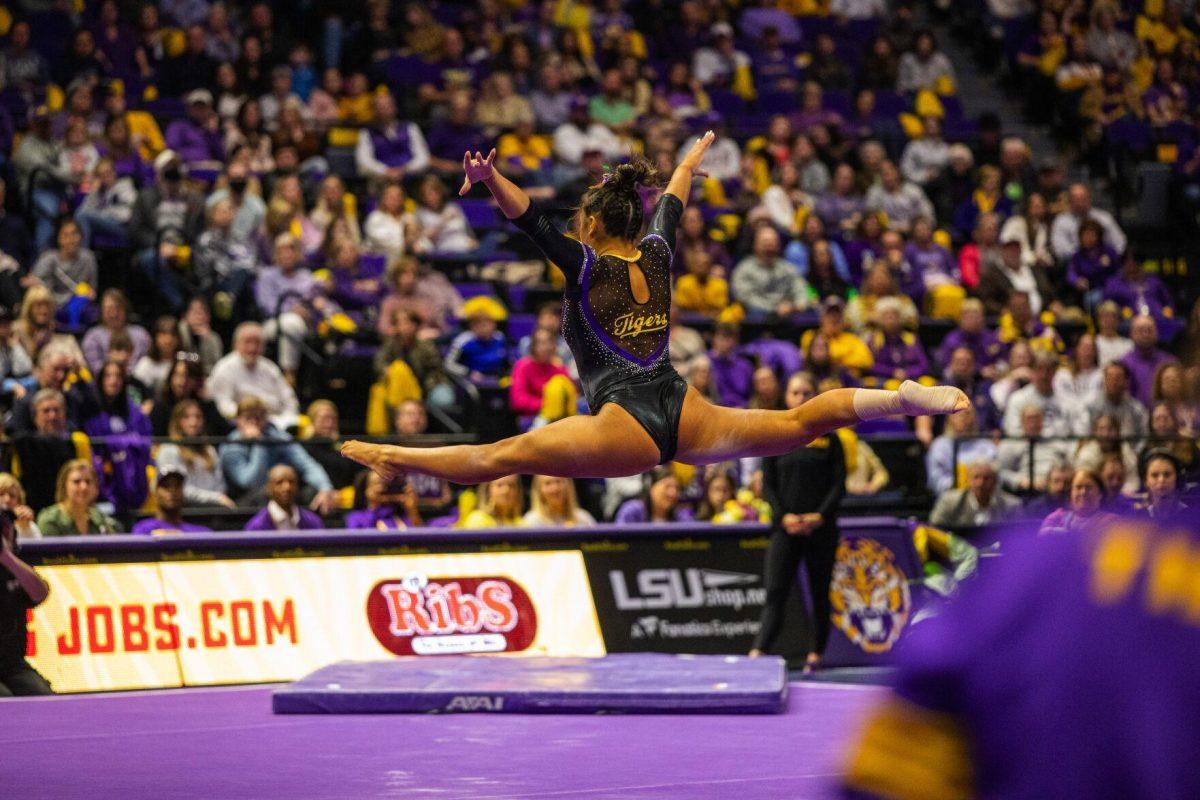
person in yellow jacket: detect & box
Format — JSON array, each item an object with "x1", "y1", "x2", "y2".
[
  {"x1": 674, "y1": 248, "x2": 729, "y2": 317},
  {"x1": 800, "y1": 296, "x2": 874, "y2": 378}
]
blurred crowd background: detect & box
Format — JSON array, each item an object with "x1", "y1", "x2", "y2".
[{"x1": 0, "y1": 0, "x2": 1194, "y2": 537}]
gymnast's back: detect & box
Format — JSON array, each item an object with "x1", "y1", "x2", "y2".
[{"x1": 512, "y1": 192, "x2": 684, "y2": 410}]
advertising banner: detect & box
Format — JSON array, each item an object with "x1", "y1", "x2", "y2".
[
  {"x1": 581, "y1": 534, "x2": 809, "y2": 658},
  {"x1": 28, "y1": 551, "x2": 604, "y2": 693}
]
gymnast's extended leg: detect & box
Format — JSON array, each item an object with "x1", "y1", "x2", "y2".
[
  {"x1": 675, "y1": 381, "x2": 968, "y2": 465},
  {"x1": 341, "y1": 403, "x2": 662, "y2": 485}
]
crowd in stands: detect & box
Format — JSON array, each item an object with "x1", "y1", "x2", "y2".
[{"x1": 0, "y1": 0, "x2": 1194, "y2": 538}]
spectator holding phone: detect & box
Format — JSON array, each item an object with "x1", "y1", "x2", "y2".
[{"x1": 0, "y1": 507, "x2": 52, "y2": 695}]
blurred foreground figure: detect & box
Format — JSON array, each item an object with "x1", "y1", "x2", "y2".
[{"x1": 842, "y1": 518, "x2": 1200, "y2": 799}]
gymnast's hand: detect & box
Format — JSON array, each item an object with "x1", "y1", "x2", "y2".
[
  {"x1": 679, "y1": 130, "x2": 716, "y2": 176},
  {"x1": 459, "y1": 149, "x2": 498, "y2": 196}
]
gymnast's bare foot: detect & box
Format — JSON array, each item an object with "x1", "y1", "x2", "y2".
[
  {"x1": 340, "y1": 440, "x2": 406, "y2": 482},
  {"x1": 898, "y1": 381, "x2": 970, "y2": 416}
]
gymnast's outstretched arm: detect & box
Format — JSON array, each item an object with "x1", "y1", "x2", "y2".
[{"x1": 664, "y1": 130, "x2": 714, "y2": 208}]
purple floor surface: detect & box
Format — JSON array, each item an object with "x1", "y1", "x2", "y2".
[
  {"x1": 273, "y1": 654, "x2": 788, "y2": 714},
  {"x1": 3, "y1": 682, "x2": 883, "y2": 800}
]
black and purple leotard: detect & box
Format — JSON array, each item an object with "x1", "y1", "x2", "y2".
[{"x1": 512, "y1": 193, "x2": 687, "y2": 463}]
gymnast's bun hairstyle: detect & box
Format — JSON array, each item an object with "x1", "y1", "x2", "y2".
[{"x1": 580, "y1": 157, "x2": 663, "y2": 241}]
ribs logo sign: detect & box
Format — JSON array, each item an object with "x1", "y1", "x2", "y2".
[{"x1": 366, "y1": 575, "x2": 538, "y2": 656}]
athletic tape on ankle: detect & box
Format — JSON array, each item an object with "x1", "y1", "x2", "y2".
[{"x1": 852, "y1": 389, "x2": 903, "y2": 421}]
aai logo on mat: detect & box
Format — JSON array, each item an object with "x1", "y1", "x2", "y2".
[{"x1": 366, "y1": 575, "x2": 538, "y2": 656}]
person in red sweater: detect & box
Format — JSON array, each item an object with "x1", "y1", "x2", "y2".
[{"x1": 509, "y1": 328, "x2": 577, "y2": 428}]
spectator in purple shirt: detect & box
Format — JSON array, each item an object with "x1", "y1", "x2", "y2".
[
  {"x1": 344, "y1": 471, "x2": 421, "y2": 531},
  {"x1": 868, "y1": 297, "x2": 932, "y2": 386},
  {"x1": 935, "y1": 298, "x2": 1004, "y2": 379},
  {"x1": 131, "y1": 469, "x2": 213, "y2": 534},
  {"x1": 1068, "y1": 218, "x2": 1121, "y2": 308},
  {"x1": 425, "y1": 91, "x2": 485, "y2": 177},
  {"x1": 164, "y1": 90, "x2": 225, "y2": 169},
  {"x1": 1120, "y1": 315, "x2": 1179, "y2": 408},
  {"x1": 614, "y1": 466, "x2": 694, "y2": 524},
  {"x1": 814, "y1": 163, "x2": 866, "y2": 236},
  {"x1": 708, "y1": 323, "x2": 755, "y2": 408},
  {"x1": 904, "y1": 216, "x2": 959, "y2": 294},
  {"x1": 244, "y1": 464, "x2": 326, "y2": 532},
  {"x1": 1103, "y1": 251, "x2": 1175, "y2": 321}
]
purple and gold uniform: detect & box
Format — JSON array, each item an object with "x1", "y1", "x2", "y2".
[
  {"x1": 842, "y1": 521, "x2": 1200, "y2": 799},
  {"x1": 512, "y1": 194, "x2": 687, "y2": 463}
]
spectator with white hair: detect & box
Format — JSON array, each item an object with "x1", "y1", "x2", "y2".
[{"x1": 205, "y1": 321, "x2": 299, "y2": 429}]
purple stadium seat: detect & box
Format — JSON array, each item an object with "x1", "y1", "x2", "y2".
[
  {"x1": 453, "y1": 282, "x2": 493, "y2": 300},
  {"x1": 507, "y1": 313, "x2": 536, "y2": 342},
  {"x1": 755, "y1": 91, "x2": 796, "y2": 117}
]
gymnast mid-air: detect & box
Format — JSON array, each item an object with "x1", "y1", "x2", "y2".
[{"x1": 342, "y1": 132, "x2": 969, "y2": 485}]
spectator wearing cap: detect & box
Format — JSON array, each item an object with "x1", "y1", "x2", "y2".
[
  {"x1": 977, "y1": 226, "x2": 1055, "y2": 317},
  {"x1": 445, "y1": 297, "x2": 511, "y2": 385},
  {"x1": 355, "y1": 91, "x2": 431, "y2": 183},
  {"x1": 868, "y1": 298, "x2": 932, "y2": 387},
  {"x1": 131, "y1": 469, "x2": 213, "y2": 534},
  {"x1": 165, "y1": 89, "x2": 225, "y2": 169},
  {"x1": 207, "y1": 322, "x2": 300, "y2": 429},
  {"x1": 693, "y1": 21, "x2": 752, "y2": 92},
  {"x1": 708, "y1": 324, "x2": 755, "y2": 408},
  {"x1": 243, "y1": 464, "x2": 326, "y2": 532},
  {"x1": 801, "y1": 297, "x2": 874, "y2": 379},
  {"x1": 1049, "y1": 183, "x2": 1127, "y2": 261},
  {"x1": 731, "y1": 225, "x2": 810, "y2": 318},
  {"x1": 1120, "y1": 315, "x2": 1179, "y2": 409},
  {"x1": 552, "y1": 96, "x2": 625, "y2": 169}
]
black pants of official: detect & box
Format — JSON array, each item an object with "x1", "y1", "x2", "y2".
[
  {"x1": 752, "y1": 524, "x2": 839, "y2": 656},
  {"x1": 0, "y1": 661, "x2": 53, "y2": 696}
]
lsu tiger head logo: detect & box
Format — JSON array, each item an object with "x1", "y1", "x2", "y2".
[{"x1": 830, "y1": 537, "x2": 910, "y2": 654}]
